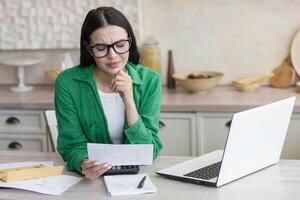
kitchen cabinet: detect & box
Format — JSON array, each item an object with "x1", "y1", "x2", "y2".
[
  {"x1": 197, "y1": 112, "x2": 233, "y2": 155},
  {"x1": 159, "y1": 112, "x2": 197, "y2": 156},
  {"x1": 281, "y1": 113, "x2": 300, "y2": 159},
  {"x1": 0, "y1": 85, "x2": 299, "y2": 158},
  {"x1": 197, "y1": 112, "x2": 300, "y2": 159},
  {"x1": 0, "y1": 110, "x2": 48, "y2": 151}
]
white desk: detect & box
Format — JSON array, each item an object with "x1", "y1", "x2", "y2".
[{"x1": 0, "y1": 151, "x2": 300, "y2": 200}]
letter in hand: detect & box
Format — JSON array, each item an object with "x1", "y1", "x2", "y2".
[
  {"x1": 81, "y1": 160, "x2": 112, "y2": 180},
  {"x1": 137, "y1": 176, "x2": 146, "y2": 189}
]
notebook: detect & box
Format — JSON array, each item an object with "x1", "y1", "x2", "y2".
[
  {"x1": 103, "y1": 173, "x2": 156, "y2": 196},
  {"x1": 157, "y1": 97, "x2": 295, "y2": 187}
]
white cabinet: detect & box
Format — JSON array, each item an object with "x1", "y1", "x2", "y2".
[
  {"x1": 197, "y1": 112, "x2": 233, "y2": 155},
  {"x1": 197, "y1": 112, "x2": 300, "y2": 159},
  {"x1": 0, "y1": 110, "x2": 47, "y2": 151},
  {"x1": 1, "y1": 108, "x2": 298, "y2": 158},
  {"x1": 159, "y1": 112, "x2": 197, "y2": 156},
  {"x1": 281, "y1": 113, "x2": 300, "y2": 159}
]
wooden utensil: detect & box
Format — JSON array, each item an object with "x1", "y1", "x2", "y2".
[
  {"x1": 270, "y1": 56, "x2": 296, "y2": 88},
  {"x1": 295, "y1": 81, "x2": 300, "y2": 93},
  {"x1": 291, "y1": 29, "x2": 300, "y2": 77},
  {"x1": 232, "y1": 73, "x2": 273, "y2": 92}
]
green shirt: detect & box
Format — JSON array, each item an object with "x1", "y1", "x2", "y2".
[{"x1": 55, "y1": 62, "x2": 163, "y2": 173}]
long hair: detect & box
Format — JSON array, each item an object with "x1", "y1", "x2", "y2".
[{"x1": 80, "y1": 7, "x2": 140, "y2": 67}]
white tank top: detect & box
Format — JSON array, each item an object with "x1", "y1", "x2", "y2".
[{"x1": 98, "y1": 89, "x2": 125, "y2": 144}]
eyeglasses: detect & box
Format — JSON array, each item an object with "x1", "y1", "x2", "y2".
[{"x1": 85, "y1": 38, "x2": 131, "y2": 58}]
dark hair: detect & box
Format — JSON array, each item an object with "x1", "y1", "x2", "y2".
[{"x1": 80, "y1": 7, "x2": 140, "y2": 67}]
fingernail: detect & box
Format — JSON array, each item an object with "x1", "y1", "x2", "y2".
[{"x1": 95, "y1": 162, "x2": 100, "y2": 165}]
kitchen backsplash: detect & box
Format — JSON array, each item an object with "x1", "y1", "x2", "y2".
[
  {"x1": 0, "y1": 0, "x2": 141, "y2": 84},
  {"x1": 1, "y1": 0, "x2": 300, "y2": 85},
  {"x1": 0, "y1": 0, "x2": 141, "y2": 49}
]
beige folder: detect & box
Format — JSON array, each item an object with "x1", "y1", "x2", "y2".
[{"x1": 0, "y1": 164, "x2": 63, "y2": 183}]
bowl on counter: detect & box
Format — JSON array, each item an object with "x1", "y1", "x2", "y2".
[{"x1": 172, "y1": 71, "x2": 223, "y2": 92}]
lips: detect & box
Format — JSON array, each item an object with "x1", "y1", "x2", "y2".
[{"x1": 106, "y1": 61, "x2": 121, "y2": 69}]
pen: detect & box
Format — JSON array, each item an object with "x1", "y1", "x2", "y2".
[{"x1": 137, "y1": 175, "x2": 146, "y2": 189}]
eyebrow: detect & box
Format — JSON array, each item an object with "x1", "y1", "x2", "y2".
[{"x1": 91, "y1": 38, "x2": 129, "y2": 46}]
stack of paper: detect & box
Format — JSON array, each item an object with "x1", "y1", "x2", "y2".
[
  {"x1": 103, "y1": 173, "x2": 156, "y2": 196},
  {"x1": 0, "y1": 161, "x2": 82, "y2": 195}
]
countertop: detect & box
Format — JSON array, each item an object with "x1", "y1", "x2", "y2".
[
  {"x1": 0, "y1": 85, "x2": 54, "y2": 110},
  {"x1": 161, "y1": 86, "x2": 300, "y2": 112},
  {"x1": 1, "y1": 85, "x2": 300, "y2": 112}
]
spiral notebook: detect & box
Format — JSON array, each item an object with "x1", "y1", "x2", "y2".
[{"x1": 103, "y1": 173, "x2": 156, "y2": 196}]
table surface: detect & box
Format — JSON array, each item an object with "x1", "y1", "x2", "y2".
[{"x1": 1, "y1": 151, "x2": 300, "y2": 200}]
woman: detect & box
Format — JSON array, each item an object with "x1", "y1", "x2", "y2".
[{"x1": 55, "y1": 7, "x2": 163, "y2": 180}]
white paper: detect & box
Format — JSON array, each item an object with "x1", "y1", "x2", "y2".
[
  {"x1": 0, "y1": 161, "x2": 54, "y2": 169},
  {"x1": 103, "y1": 173, "x2": 156, "y2": 196},
  {"x1": 87, "y1": 143, "x2": 153, "y2": 166},
  {"x1": 0, "y1": 161, "x2": 82, "y2": 195}
]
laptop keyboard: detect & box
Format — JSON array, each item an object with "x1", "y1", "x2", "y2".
[{"x1": 183, "y1": 161, "x2": 222, "y2": 180}]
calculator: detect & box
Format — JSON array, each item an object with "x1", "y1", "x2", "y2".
[{"x1": 103, "y1": 165, "x2": 140, "y2": 176}]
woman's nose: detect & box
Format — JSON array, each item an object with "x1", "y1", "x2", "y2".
[{"x1": 106, "y1": 47, "x2": 118, "y2": 58}]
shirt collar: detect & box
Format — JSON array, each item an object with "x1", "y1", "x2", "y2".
[
  {"x1": 72, "y1": 64, "x2": 94, "y2": 85},
  {"x1": 125, "y1": 62, "x2": 142, "y2": 85}
]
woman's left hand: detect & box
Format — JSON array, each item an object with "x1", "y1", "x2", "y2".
[{"x1": 110, "y1": 70, "x2": 134, "y2": 106}]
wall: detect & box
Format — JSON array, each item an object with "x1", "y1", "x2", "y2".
[
  {"x1": 0, "y1": 0, "x2": 141, "y2": 49},
  {"x1": 0, "y1": 0, "x2": 141, "y2": 84},
  {"x1": 141, "y1": 0, "x2": 300, "y2": 84},
  {"x1": 1, "y1": 1, "x2": 300, "y2": 85}
]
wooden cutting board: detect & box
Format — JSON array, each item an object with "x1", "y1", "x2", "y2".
[
  {"x1": 270, "y1": 56, "x2": 296, "y2": 88},
  {"x1": 291, "y1": 29, "x2": 300, "y2": 77}
]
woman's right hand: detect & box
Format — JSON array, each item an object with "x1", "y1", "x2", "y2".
[{"x1": 81, "y1": 160, "x2": 111, "y2": 180}]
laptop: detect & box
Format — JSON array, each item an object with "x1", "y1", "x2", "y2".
[{"x1": 156, "y1": 97, "x2": 296, "y2": 187}]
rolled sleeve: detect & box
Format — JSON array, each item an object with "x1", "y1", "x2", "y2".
[
  {"x1": 124, "y1": 73, "x2": 163, "y2": 158},
  {"x1": 55, "y1": 73, "x2": 88, "y2": 174}
]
